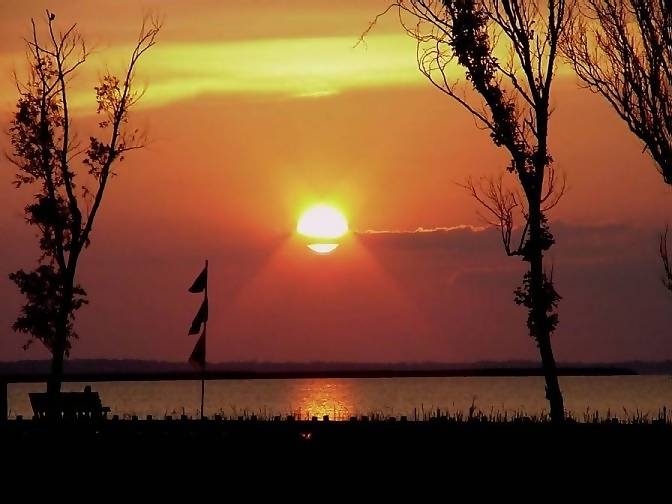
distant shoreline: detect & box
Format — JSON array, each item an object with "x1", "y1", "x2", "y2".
[
  {"x1": 0, "y1": 366, "x2": 645, "y2": 384},
  {"x1": 2, "y1": 358, "x2": 672, "y2": 380}
]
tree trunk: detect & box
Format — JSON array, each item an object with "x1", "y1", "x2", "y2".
[
  {"x1": 46, "y1": 275, "x2": 74, "y2": 421},
  {"x1": 528, "y1": 205, "x2": 566, "y2": 423},
  {"x1": 537, "y1": 327, "x2": 565, "y2": 422},
  {"x1": 46, "y1": 335, "x2": 65, "y2": 421}
]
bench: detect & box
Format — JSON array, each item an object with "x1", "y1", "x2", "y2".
[{"x1": 29, "y1": 387, "x2": 111, "y2": 420}]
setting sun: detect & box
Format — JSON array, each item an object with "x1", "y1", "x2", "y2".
[
  {"x1": 297, "y1": 204, "x2": 348, "y2": 254},
  {"x1": 297, "y1": 204, "x2": 348, "y2": 239}
]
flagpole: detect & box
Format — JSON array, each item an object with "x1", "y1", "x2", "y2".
[{"x1": 201, "y1": 259, "x2": 208, "y2": 420}]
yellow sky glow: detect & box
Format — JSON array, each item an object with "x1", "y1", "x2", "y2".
[
  {"x1": 0, "y1": 33, "x2": 429, "y2": 113},
  {"x1": 0, "y1": 29, "x2": 575, "y2": 115}
]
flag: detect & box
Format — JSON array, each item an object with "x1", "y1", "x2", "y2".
[
  {"x1": 189, "y1": 328, "x2": 206, "y2": 370},
  {"x1": 188, "y1": 297, "x2": 208, "y2": 335},
  {"x1": 188, "y1": 265, "x2": 208, "y2": 293}
]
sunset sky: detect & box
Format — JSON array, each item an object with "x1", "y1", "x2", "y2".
[{"x1": 1, "y1": 0, "x2": 671, "y2": 364}]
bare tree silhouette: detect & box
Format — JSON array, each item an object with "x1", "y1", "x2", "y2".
[
  {"x1": 562, "y1": 0, "x2": 672, "y2": 295},
  {"x1": 364, "y1": 0, "x2": 574, "y2": 422},
  {"x1": 7, "y1": 11, "x2": 160, "y2": 419},
  {"x1": 563, "y1": 0, "x2": 671, "y2": 183}
]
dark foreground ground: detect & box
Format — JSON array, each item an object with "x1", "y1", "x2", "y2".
[
  {"x1": 3, "y1": 419, "x2": 671, "y2": 487},
  {"x1": 3, "y1": 417, "x2": 671, "y2": 452}
]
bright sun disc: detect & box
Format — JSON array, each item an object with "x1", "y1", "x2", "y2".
[{"x1": 297, "y1": 204, "x2": 348, "y2": 239}]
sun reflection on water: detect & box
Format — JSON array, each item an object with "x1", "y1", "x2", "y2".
[{"x1": 289, "y1": 379, "x2": 355, "y2": 420}]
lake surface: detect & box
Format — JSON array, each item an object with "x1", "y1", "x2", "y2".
[{"x1": 8, "y1": 376, "x2": 672, "y2": 420}]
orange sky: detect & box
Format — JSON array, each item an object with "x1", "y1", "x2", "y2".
[{"x1": 1, "y1": 1, "x2": 671, "y2": 363}]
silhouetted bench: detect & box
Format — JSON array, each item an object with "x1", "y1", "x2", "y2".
[{"x1": 29, "y1": 387, "x2": 110, "y2": 420}]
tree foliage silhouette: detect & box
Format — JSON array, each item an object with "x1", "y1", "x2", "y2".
[
  {"x1": 364, "y1": 0, "x2": 574, "y2": 422},
  {"x1": 562, "y1": 0, "x2": 672, "y2": 296},
  {"x1": 8, "y1": 11, "x2": 160, "y2": 418}
]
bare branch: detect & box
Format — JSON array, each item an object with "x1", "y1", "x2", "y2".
[
  {"x1": 562, "y1": 0, "x2": 672, "y2": 184},
  {"x1": 79, "y1": 15, "x2": 161, "y2": 252},
  {"x1": 459, "y1": 175, "x2": 528, "y2": 256}
]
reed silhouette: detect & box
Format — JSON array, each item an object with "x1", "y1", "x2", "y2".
[{"x1": 7, "y1": 11, "x2": 160, "y2": 420}]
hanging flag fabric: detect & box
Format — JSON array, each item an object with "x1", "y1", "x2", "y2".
[
  {"x1": 189, "y1": 328, "x2": 206, "y2": 370},
  {"x1": 189, "y1": 297, "x2": 208, "y2": 335},
  {"x1": 186, "y1": 260, "x2": 209, "y2": 418},
  {"x1": 188, "y1": 265, "x2": 208, "y2": 293}
]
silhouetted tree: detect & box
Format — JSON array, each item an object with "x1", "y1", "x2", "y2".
[
  {"x1": 661, "y1": 227, "x2": 672, "y2": 293},
  {"x1": 7, "y1": 11, "x2": 160, "y2": 419},
  {"x1": 562, "y1": 1, "x2": 672, "y2": 295},
  {"x1": 563, "y1": 0, "x2": 671, "y2": 183},
  {"x1": 365, "y1": 0, "x2": 574, "y2": 422}
]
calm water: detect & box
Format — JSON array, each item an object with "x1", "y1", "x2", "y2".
[{"x1": 8, "y1": 376, "x2": 672, "y2": 420}]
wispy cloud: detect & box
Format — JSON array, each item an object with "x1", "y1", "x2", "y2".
[
  {"x1": 359, "y1": 225, "x2": 486, "y2": 235},
  {"x1": 0, "y1": 28, "x2": 578, "y2": 113},
  {"x1": 1, "y1": 33, "x2": 432, "y2": 113},
  {"x1": 356, "y1": 224, "x2": 498, "y2": 253},
  {"x1": 356, "y1": 222, "x2": 653, "y2": 258}
]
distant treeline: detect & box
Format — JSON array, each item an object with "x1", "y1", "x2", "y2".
[{"x1": 1, "y1": 359, "x2": 670, "y2": 377}]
